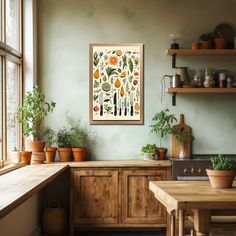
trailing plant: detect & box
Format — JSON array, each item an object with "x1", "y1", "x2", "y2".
[
  {"x1": 39, "y1": 126, "x2": 56, "y2": 147},
  {"x1": 141, "y1": 144, "x2": 157, "y2": 157},
  {"x1": 211, "y1": 154, "x2": 236, "y2": 171},
  {"x1": 16, "y1": 85, "x2": 56, "y2": 140},
  {"x1": 56, "y1": 128, "x2": 71, "y2": 148},
  {"x1": 150, "y1": 109, "x2": 177, "y2": 147},
  {"x1": 172, "y1": 127, "x2": 195, "y2": 144}
]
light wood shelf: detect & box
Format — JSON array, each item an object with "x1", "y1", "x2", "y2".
[
  {"x1": 166, "y1": 49, "x2": 236, "y2": 56},
  {"x1": 167, "y1": 88, "x2": 236, "y2": 94}
]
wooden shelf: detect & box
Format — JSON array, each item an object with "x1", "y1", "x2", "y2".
[
  {"x1": 167, "y1": 88, "x2": 236, "y2": 94},
  {"x1": 166, "y1": 49, "x2": 236, "y2": 56}
]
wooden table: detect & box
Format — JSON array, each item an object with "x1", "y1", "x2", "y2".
[{"x1": 149, "y1": 181, "x2": 236, "y2": 236}]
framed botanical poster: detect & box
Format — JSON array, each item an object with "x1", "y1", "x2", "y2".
[{"x1": 89, "y1": 43, "x2": 143, "y2": 125}]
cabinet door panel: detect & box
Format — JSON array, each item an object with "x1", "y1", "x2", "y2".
[
  {"x1": 121, "y1": 169, "x2": 167, "y2": 224},
  {"x1": 73, "y1": 169, "x2": 118, "y2": 224}
]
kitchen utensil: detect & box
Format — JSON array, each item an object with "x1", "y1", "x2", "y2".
[
  {"x1": 119, "y1": 99, "x2": 122, "y2": 116},
  {"x1": 172, "y1": 114, "x2": 191, "y2": 160},
  {"x1": 164, "y1": 74, "x2": 181, "y2": 88},
  {"x1": 124, "y1": 97, "x2": 127, "y2": 116},
  {"x1": 214, "y1": 23, "x2": 235, "y2": 49},
  {"x1": 130, "y1": 93, "x2": 133, "y2": 116},
  {"x1": 175, "y1": 67, "x2": 189, "y2": 84},
  {"x1": 113, "y1": 93, "x2": 117, "y2": 116},
  {"x1": 99, "y1": 92, "x2": 103, "y2": 116}
]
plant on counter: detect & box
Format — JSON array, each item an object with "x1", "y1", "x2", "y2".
[
  {"x1": 56, "y1": 128, "x2": 72, "y2": 162},
  {"x1": 16, "y1": 85, "x2": 56, "y2": 153},
  {"x1": 141, "y1": 144, "x2": 157, "y2": 161},
  {"x1": 207, "y1": 154, "x2": 236, "y2": 189},
  {"x1": 150, "y1": 109, "x2": 177, "y2": 160}
]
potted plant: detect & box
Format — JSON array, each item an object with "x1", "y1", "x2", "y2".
[
  {"x1": 56, "y1": 128, "x2": 72, "y2": 162},
  {"x1": 141, "y1": 144, "x2": 157, "y2": 161},
  {"x1": 40, "y1": 127, "x2": 57, "y2": 162},
  {"x1": 214, "y1": 37, "x2": 228, "y2": 49},
  {"x1": 207, "y1": 155, "x2": 236, "y2": 189},
  {"x1": 21, "y1": 150, "x2": 32, "y2": 165},
  {"x1": 16, "y1": 85, "x2": 56, "y2": 152},
  {"x1": 199, "y1": 33, "x2": 213, "y2": 49},
  {"x1": 191, "y1": 42, "x2": 200, "y2": 50},
  {"x1": 150, "y1": 109, "x2": 177, "y2": 160},
  {"x1": 68, "y1": 116, "x2": 89, "y2": 162}
]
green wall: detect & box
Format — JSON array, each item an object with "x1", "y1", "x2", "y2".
[{"x1": 38, "y1": 0, "x2": 236, "y2": 160}]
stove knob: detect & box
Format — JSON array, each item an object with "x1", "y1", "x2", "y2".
[
  {"x1": 191, "y1": 167, "x2": 194, "y2": 174},
  {"x1": 184, "y1": 168, "x2": 188, "y2": 175}
]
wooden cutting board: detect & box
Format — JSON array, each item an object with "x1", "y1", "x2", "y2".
[{"x1": 172, "y1": 114, "x2": 191, "y2": 159}]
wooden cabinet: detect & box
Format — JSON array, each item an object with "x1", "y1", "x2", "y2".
[
  {"x1": 121, "y1": 169, "x2": 167, "y2": 225},
  {"x1": 72, "y1": 169, "x2": 119, "y2": 225}
]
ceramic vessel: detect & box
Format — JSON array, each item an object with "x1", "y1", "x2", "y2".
[
  {"x1": 25, "y1": 140, "x2": 46, "y2": 152},
  {"x1": 72, "y1": 147, "x2": 87, "y2": 162}
]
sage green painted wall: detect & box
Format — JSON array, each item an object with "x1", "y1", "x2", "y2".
[{"x1": 38, "y1": 0, "x2": 236, "y2": 160}]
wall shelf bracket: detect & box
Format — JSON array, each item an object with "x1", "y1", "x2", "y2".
[
  {"x1": 172, "y1": 93, "x2": 176, "y2": 106},
  {"x1": 172, "y1": 54, "x2": 176, "y2": 68}
]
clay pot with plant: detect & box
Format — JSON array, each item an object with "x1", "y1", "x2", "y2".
[
  {"x1": 207, "y1": 155, "x2": 236, "y2": 189},
  {"x1": 67, "y1": 116, "x2": 89, "y2": 162},
  {"x1": 191, "y1": 42, "x2": 200, "y2": 50},
  {"x1": 214, "y1": 37, "x2": 228, "y2": 49},
  {"x1": 40, "y1": 127, "x2": 57, "y2": 162},
  {"x1": 16, "y1": 85, "x2": 56, "y2": 153},
  {"x1": 199, "y1": 33, "x2": 213, "y2": 49},
  {"x1": 21, "y1": 151, "x2": 32, "y2": 165},
  {"x1": 56, "y1": 128, "x2": 72, "y2": 162},
  {"x1": 150, "y1": 109, "x2": 177, "y2": 160},
  {"x1": 141, "y1": 144, "x2": 157, "y2": 161}
]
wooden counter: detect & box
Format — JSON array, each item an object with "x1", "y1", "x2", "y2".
[{"x1": 0, "y1": 164, "x2": 68, "y2": 219}]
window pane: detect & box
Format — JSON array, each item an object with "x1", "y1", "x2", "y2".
[
  {"x1": 6, "y1": 0, "x2": 20, "y2": 50},
  {"x1": 0, "y1": 57, "x2": 2, "y2": 160},
  {"x1": 6, "y1": 59, "x2": 20, "y2": 154}
]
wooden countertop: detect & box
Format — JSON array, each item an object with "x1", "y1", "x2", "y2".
[{"x1": 0, "y1": 164, "x2": 67, "y2": 219}]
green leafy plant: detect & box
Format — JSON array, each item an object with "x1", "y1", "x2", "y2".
[
  {"x1": 39, "y1": 126, "x2": 56, "y2": 147},
  {"x1": 16, "y1": 85, "x2": 56, "y2": 140},
  {"x1": 172, "y1": 127, "x2": 195, "y2": 144},
  {"x1": 141, "y1": 144, "x2": 157, "y2": 157},
  {"x1": 150, "y1": 109, "x2": 177, "y2": 147},
  {"x1": 211, "y1": 155, "x2": 236, "y2": 171},
  {"x1": 199, "y1": 33, "x2": 213, "y2": 42},
  {"x1": 56, "y1": 128, "x2": 71, "y2": 148}
]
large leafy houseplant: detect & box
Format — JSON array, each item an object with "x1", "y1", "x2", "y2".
[{"x1": 207, "y1": 155, "x2": 236, "y2": 189}]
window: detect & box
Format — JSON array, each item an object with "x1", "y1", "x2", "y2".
[{"x1": 0, "y1": 0, "x2": 22, "y2": 162}]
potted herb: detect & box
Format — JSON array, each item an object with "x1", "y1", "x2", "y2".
[
  {"x1": 141, "y1": 144, "x2": 157, "y2": 161},
  {"x1": 207, "y1": 155, "x2": 236, "y2": 189},
  {"x1": 16, "y1": 85, "x2": 56, "y2": 152},
  {"x1": 40, "y1": 127, "x2": 57, "y2": 162},
  {"x1": 56, "y1": 128, "x2": 72, "y2": 162},
  {"x1": 199, "y1": 33, "x2": 213, "y2": 49},
  {"x1": 150, "y1": 109, "x2": 177, "y2": 160},
  {"x1": 68, "y1": 116, "x2": 89, "y2": 162}
]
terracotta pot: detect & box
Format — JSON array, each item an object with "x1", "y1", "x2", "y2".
[
  {"x1": 21, "y1": 151, "x2": 32, "y2": 165},
  {"x1": 25, "y1": 140, "x2": 46, "y2": 152},
  {"x1": 207, "y1": 169, "x2": 235, "y2": 189},
  {"x1": 191, "y1": 42, "x2": 200, "y2": 50},
  {"x1": 157, "y1": 148, "x2": 167, "y2": 160},
  {"x1": 45, "y1": 147, "x2": 57, "y2": 163},
  {"x1": 214, "y1": 38, "x2": 228, "y2": 49},
  {"x1": 31, "y1": 152, "x2": 46, "y2": 164},
  {"x1": 58, "y1": 148, "x2": 72, "y2": 162},
  {"x1": 72, "y1": 147, "x2": 87, "y2": 162},
  {"x1": 201, "y1": 40, "x2": 212, "y2": 49}
]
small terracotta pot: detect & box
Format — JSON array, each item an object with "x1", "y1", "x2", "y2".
[
  {"x1": 207, "y1": 169, "x2": 235, "y2": 189},
  {"x1": 21, "y1": 151, "x2": 32, "y2": 165},
  {"x1": 25, "y1": 140, "x2": 46, "y2": 152},
  {"x1": 201, "y1": 41, "x2": 212, "y2": 49},
  {"x1": 157, "y1": 148, "x2": 167, "y2": 160},
  {"x1": 45, "y1": 147, "x2": 57, "y2": 163},
  {"x1": 58, "y1": 148, "x2": 72, "y2": 162},
  {"x1": 191, "y1": 42, "x2": 200, "y2": 50},
  {"x1": 72, "y1": 147, "x2": 87, "y2": 162},
  {"x1": 214, "y1": 38, "x2": 228, "y2": 49}
]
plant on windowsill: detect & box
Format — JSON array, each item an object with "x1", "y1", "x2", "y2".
[
  {"x1": 56, "y1": 128, "x2": 72, "y2": 162},
  {"x1": 207, "y1": 154, "x2": 236, "y2": 189},
  {"x1": 39, "y1": 126, "x2": 57, "y2": 162},
  {"x1": 141, "y1": 144, "x2": 157, "y2": 161},
  {"x1": 150, "y1": 109, "x2": 177, "y2": 160},
  {"x1": 16, "y1": 85, "x2": 56, "y2": 153}
]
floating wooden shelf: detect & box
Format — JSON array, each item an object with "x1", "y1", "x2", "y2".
[
  {"x1": 166, "y1": 49, "x2": 236, "y2": 56},
  {"x1": 167, "y1": 88, "x2": 236, "y2": 94}
]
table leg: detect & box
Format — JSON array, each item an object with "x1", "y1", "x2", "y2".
[
  {"x1": 192, "y1": 209, "x2": 211, "y2": 236},
  {"x1": 170, "y1": 214, "x2": 176, "y2": 236},
  {"x1": 178, "y1": 209, "x2": 185, "y2": 236}
]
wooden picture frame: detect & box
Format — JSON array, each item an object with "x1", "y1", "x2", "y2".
[{"x1": 89, "y1": 43, "x2": 144, "y2": 125}]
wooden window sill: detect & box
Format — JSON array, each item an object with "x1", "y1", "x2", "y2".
[{"x1": 0, "y1": 163, "x2": 25, "y2": 176}]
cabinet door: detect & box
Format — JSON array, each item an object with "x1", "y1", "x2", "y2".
[
  {"x1": 121, "y1": 169, "x2": 167, "y2": 225},
  {"x1": 72, "y1": 169, "x2": 119, "y2": 225}
]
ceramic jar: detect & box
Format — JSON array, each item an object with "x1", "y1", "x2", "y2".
[{"x1": 204, "y1": 75, "x2": 215, "y2": 88}]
